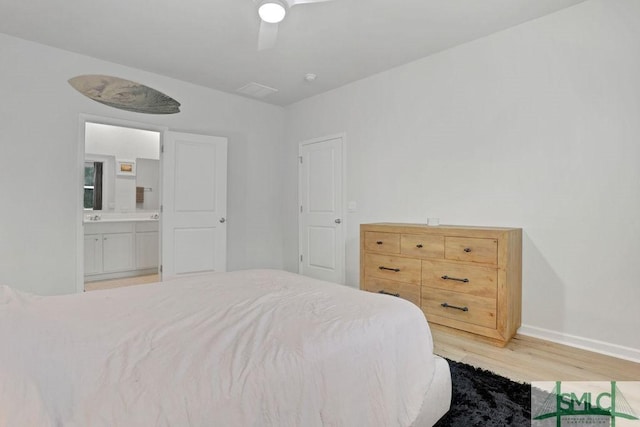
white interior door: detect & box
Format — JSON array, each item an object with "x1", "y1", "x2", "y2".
[
  {"x1": 299, "y1": 136, "x2": 345, "y2": 284},
  {"x1": 162, "y1": 132, "x2": 227, "y2": 278}
]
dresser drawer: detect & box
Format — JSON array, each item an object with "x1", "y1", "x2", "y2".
[
  {"x1": 364, "y1": 232, "x2": 400, "y2": 254},
  {"x1": 445, "y1": 237, "x2": 497, "y2": 265},
  {"x1": 363, "y1": 277, "x2": 420, "y2": 307},
  {"x1": 364, "y1": 253, "x2": 421, "y2": 285},
  {"x1": 422, "y1": 260, "x2": 497, "y2": 298},
  {"x1": 400, "y1": 234, "x2": 444, "y2": 259},
  {"x1": 422, "y1": 287, "x2": 497, "y2": 329}
]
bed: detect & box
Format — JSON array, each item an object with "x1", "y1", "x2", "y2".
[{"x1": 0, "y1": 269, "x2": 451, "y2": 426}]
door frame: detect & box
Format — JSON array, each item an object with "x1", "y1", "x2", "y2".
[
  {"x1": 297, "y1": 133, "x2": 347, "y2": 284},
  {"x1": 75, "y1": 114, "x2": 167, "y2": 293}
]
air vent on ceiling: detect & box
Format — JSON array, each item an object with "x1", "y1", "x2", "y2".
[{"x1": 236, "y1": 82, "x2": 278, "y2": 99}]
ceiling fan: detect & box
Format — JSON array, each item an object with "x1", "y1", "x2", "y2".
[{"x1": 255, "y1": 0, "x2": 334, "y2": 51}]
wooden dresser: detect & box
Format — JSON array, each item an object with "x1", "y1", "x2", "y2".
[{"x1": 360, "y1": 223, "x2": 522, "y2": 346}]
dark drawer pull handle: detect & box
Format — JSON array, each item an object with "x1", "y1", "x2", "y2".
[
  {"x1": 441, "y1": 275, "x2": 469, "y2": 283},
  {"x1": 379, "y1": 266, "x2": 400, "y2": 272},
  {"x1": 441, "y1": 302, "x2": 469, "y2": 312},
  {"x1": 376, "y1": 241, "x2": 383, "y2": 245},
  {"x1": 378, "y1": 290, "x2": 400, "y2": 297},
  {"x1": 463, "y1": 247, "x2": 472, "y2": 253},
  {"x1": 416, "y1": 244, "x2": 423, "y2": 248}
]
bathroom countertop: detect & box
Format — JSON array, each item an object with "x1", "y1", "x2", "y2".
[
  {"x1": 84, "y1": 218, "x2": 159, "y2": 224},
  {"x1": 84, "y1": 212, "x2": 159, "y2": 224}
]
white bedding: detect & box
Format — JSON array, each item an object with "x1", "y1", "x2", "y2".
[{"x1": 0, "y1": 269, "x2": 447, "y2": 426}]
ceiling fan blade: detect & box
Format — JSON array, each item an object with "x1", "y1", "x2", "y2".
[
  {"x1": 290, "y1": 0, "x2": 333, "y2": 4},
  {"x1": 258, "y1": 21, "x2": 279, "y2": 51}
]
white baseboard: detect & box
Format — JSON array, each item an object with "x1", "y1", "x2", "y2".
[{"x1": 518, "y1": 324, "x2": 640, "y2": 364}]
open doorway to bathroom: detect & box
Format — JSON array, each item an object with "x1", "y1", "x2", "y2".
[{"x1": 80, "y1": 119, "x2": 163, "y2": 292}]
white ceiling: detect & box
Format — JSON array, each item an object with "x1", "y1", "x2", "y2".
[{"x1": 0, "y1": 0, "x2": 587, "y2": 106}]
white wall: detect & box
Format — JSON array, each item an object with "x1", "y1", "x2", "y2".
[
  {"x1": 86, "y1": 123, "x2": 160, "y2": 160},
  {"x1": 283, "y1": 0, "x2": 640, "y2": 353},
  {"x1": 0, "y1": 33, "x2": 285, "y2": 295}
]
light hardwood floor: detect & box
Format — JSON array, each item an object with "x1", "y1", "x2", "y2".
[
  {"x1": 431, "y1": 324, "x2": 640, "y2": 383},
  {"x1": 84, "y1": 274, "x2": 160, "y2": 292}
]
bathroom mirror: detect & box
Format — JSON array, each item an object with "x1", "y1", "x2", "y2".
[{"x1": 84, "y1": 122, "x2": 160, "y2": 213}]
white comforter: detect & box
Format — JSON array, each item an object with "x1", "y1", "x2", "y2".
[{"x1": 0, "y1": 269, "x2": 437, "y2": 426}]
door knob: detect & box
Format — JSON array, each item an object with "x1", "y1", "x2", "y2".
[
  {"x1": 219, "y1": 217, "x2": 226, "y2": 223},
  {"x1": 335, "y1": 218, "x2": 342, "y2": 224}
]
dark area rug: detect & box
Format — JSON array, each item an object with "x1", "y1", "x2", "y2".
[{"x1": 434, "y1": 359, "x2": 537, "y2": 427}]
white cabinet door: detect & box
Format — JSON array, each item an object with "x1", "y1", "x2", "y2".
[
  {"x1": 84, "y1": 234, "x2": 102, "y2": 275},
  {"x1": 136, "y1": 231, "x2": 159, "y2": 269},
  {"x1": 162, "y1": 132, "x2": 228, "y2": 278},
  {"x1": 102, "y1": 233, "x2": 134, "y2": 272}
]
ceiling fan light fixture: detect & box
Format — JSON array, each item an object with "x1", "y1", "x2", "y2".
[{"x1": 258, "y1": 1, "x2": 287, "y2": 24}]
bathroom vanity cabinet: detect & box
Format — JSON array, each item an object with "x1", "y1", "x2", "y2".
[{"x1": 84, "y1": 220, "x2": 159, "y2": 281}]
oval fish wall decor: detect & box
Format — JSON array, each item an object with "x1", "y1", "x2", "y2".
[{"x1": 68, "y1": 75, "x2": 180, "y2": 114}]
